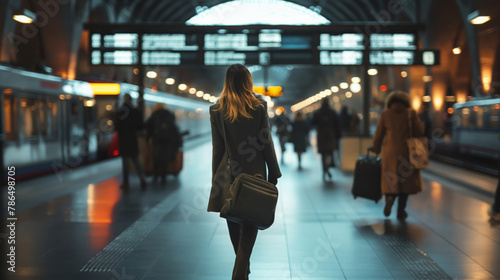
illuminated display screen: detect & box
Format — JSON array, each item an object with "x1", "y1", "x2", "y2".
[
  {"x1": 320, "y1": 51, "x2": 363, "y2": 65},
  {"x1": 370, "y1": 51, "x2": 415, "y2": 65},
  {"x1": 370, "y1": 34, "x2": 416, "y2": 49},
  {"x1": 205, "y1": 34, "x2": 258, "y2": 50},
  {"x1": 205, "y1": 51, "x2": 251, "y2": 65},
  {"x1": 319, "y1": 34, "x2": 364, "y2": 50},
  {"x1": 103, "y1": 51, "x2": 138, "y2": 65},
  {"x1": 89, "y1": 31, "x2": 438, "y2": 66},
  {"x1": 142, "y1": 34, "x2": 198, "y2": 50},
  {"x1": 142, "y1": 51, "x2": 197, "y2": 65},
  {"x1": 103, "y1": 33, "x2": 138, "y2": 48}
]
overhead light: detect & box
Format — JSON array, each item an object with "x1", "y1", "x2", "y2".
[
  {"x1": 196, "y1": 91, "x2": 204, "y2": 97},
  {"x1": 340, "y1": 82, "x2": 348, "y2": 89},
  {"x1": 367, "y1": 69, "x2": 378, "y2": 76},
  {"x1": 452, "y1": 47, "x2": 461, "y2": 55},
  {"x1": 350, "y1": 83, "x2": 361, "y2": 93},
  {"x1": 468, "y1": 10, "x2": 490, "y2": 25},
  {"x1": 331, "y1": 86, "x2": 339, "y2": 93},
  {"x1": 401, "y1": 71, "x2": 408, "y2": 78},
  {"x1": 351, "y1": 77, "x2": 361, "y2": 83},
  {"x1": 189, "y1": 88, "x2": 197, "y2": 94},
  {"x1": 178, "y1": 84, "x2": 187, "y2": 91},
  {"x1": 13, "y1": 9, "x2": 36, "y2": 24},
  {"x1": 146, "y1": 71, "x2": 157, "y2": 79},
  {"x1": 345, "y1": 92, "x2": 352, "y2": 98},
  {"x1": 423, "y1": 75, "x2": 432, "y2": 82},
  {"x1": 203, "y1": 94, "x2": 210, "y2": 100},
  {"x1": 422, "y1": 96, "x2": 431, "y2": 102},
  {"x1": 165, "y1": 78, "x2": 175, "y2": 85}
]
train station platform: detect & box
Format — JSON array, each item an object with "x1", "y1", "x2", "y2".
[{"x1": 5, "y1": 137, "x2": 500, "y2": 280}]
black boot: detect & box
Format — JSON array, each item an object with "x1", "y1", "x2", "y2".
[{"x1": 384, "y1": 195, "x2": 395, "y2": 217}]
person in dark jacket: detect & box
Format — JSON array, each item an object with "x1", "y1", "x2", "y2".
[
  {"x1": 274, "y1": 109, "x2": 290, "y2": 164},
  {"x1": 339, "y1": 106, "x2": 352, "y2": 134},
  {"x1": 145, "y1": 103, "x2": 179, "y2": 185},
  {"x1": 207, "y1": 64, "x2": 281, "y2": 280},
  {"x1": 311, "y1": 99, "x2": 342, "y2": 180},
  {"x1": 114, "y1": 94, "x2": 147, "y2": 190},
  {"x1": 290, "y1": 111, "x2": 309, "y2": 170}
]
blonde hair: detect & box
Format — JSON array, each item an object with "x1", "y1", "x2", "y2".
[
  {"x1": 386, "y1": 91, "x2": 410, "y2": 108},
  {"x1": 153, "y1": 103, "x2": 165, "y2": 111},
  {"x1": 218, "y1": 64, "x2": 263, "y2": 123}
]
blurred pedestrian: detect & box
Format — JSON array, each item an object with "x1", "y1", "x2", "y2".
[
  {"x1": 372, "y1": 91, "x2": 424, "y2": 220},
  {"x1": 418, "y1": 102, "x2": 432, "y2": 140},
  {"x1": 311, "y1": 99, "x2": 342, "y2": 181},
  {"x1": 114, "y1": 94, "x2": 147, "y2": 190},
  {"x1": 290, "y1": 111, "x2": 309, "y2": 170},
  {"x1": 339, "y1": 106, "x2": 352, "y2": 134},
  {"x1": 274, "y1": 108, "x2": 290, "y2": 163},
  {"x1": 207, "y1": 64, "x2": 281, "y2": 280},
  {"x1": 145, "y1": 103, "x2": 180, "y2": 185},
  {"x1": 488, "y1": 134, "x2": 500, "y2": 221}
]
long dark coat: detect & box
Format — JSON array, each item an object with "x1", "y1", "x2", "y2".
[
  {"x1": 207, "y1": 101, "x2": 282, "y2": 213},
  {"x1": 311, "y1": 106, "x2": 342, "y2": 154},
  {"x1": 145, "y1": 109, "x2": 179, "y2": 164},
  {"x1": 373, "y1": 106, "x2": 424, "y2": 195},
  {"x1": 290, "y1": 120, "x2": 309, "y2": 153},
  {"x1": 114, "y1": 103, "x2": 143, "y2": 157}
]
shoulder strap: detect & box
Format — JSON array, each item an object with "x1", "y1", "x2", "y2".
[
  {"x1": 408, "y1": 109, "x2": 413, "y2": 138},
  {"x1": 218, "y1": 109, "x2": 232, "y2": 167}
]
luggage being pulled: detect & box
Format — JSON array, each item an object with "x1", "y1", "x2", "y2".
[
  {"x1": 352, "y1": 148, "x2": 382, "y2": 203},
  {"x1": 167, "y1": 151, "x2": 183, "y2": 175}
]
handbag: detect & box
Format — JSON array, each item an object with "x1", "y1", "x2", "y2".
[
  {"x1": 218, "y1": 111, "x2": 279, "y2": 230},
  {"x1": 406, "y1": 109, "x2": 429, "y2": 169}
]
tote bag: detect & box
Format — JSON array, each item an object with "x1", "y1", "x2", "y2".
[{"x1": 406, "y1": 110, "x2": 429, "y2": 169}]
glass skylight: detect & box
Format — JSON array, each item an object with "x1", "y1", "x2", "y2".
[{"x1": 186, "y1": 0, "x2": 330, "y2": 26}]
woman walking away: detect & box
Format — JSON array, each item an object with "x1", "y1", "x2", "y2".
[
  {"x1": 207, "y1": 64, "x2": 282, "y2": 280},
  {"x1": 290, "y1": 111, "x2": 309, "y2": 170},
  {"x1": 372, "y1": 91, "x2": 424, "y2": 220},
  {"x1": 311, "y1": 99, "x2": 342, "y2": 181}
]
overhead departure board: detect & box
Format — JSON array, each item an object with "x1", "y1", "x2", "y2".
[
  {"x1": 370, "y1": 34, "x2": 416, "y2": 49},
  {"x1": 89, "y1": 30, "x2": 438, "y2": 66}
]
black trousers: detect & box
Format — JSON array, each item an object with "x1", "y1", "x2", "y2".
[
  {"x1": 321, "y1": 152, "x2": 335, "y2": 173},
  {"x1": 227, "y1": 221, "x2": 258, "y2": 280},
  {"x1": 386, "y1": 194, "x2": 409, "y2": 212},
  {"x1": 121, "y1": 155, "x2": 145, "y2": 184}
]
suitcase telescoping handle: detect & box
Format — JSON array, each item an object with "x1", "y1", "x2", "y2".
[{"x1": 367, "y1": 147, "x2": 379, "y2": 158}]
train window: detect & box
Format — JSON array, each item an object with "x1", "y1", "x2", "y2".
[
  {"x1": 3, "y1": 95, "x2": 18, "y2": 140},
  {"x1": 491, "y1": 105, "x2": 499, "y2": 129},
  {"x1": 477, "y1": 107, "x2": 484, "y2": 128},
  {"x1": 39, "y1": 98, "x2": 58, "y2": 137},
  {"x1": 20, "y1": 97, "x2": 39, "y2": 138},
  {"x1": 461, "y1": 108, "x2": 470, "y2": 128}
]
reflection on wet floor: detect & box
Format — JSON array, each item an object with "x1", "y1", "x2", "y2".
[{"x1": 9, "y1": 141, "x2": 500, "y2": 280}]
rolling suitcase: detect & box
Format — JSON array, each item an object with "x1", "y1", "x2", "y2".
[
  {"x1": 352, "y1": 148, "x2": 382, "y2": 203},
  {"x1": 166, "y1": 151, "x2": 183, "y2": 175}
]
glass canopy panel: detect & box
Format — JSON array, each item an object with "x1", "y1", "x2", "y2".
[{"x1": 186, "y1": 0, "x2": 330, "y2": 26}]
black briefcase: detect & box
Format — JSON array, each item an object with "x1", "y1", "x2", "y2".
[
  {"x1": 352, "y1": 148, "x2": 382, "y2": 203},
  {"x1": 220, "y1": 173, "x2": 278, "y2": 230}
]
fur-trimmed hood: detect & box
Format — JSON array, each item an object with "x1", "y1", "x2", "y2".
[{"x1": 385, "y1": 91, "x2": 410, "y2": 109}]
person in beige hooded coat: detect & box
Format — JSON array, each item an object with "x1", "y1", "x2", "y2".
[{"x1": 373, "y1": 91, "x2": 424, "y2": 220}]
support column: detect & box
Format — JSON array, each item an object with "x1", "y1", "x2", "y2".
[{"x1": 362, "y1": 38, "x2": 371, "y2": 137}]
